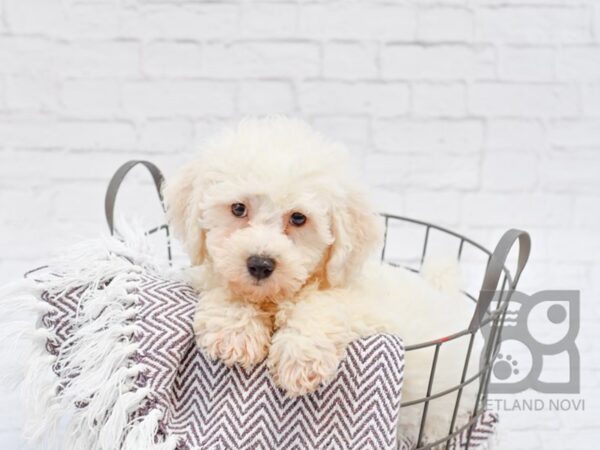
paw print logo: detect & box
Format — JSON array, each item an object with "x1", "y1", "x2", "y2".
[
  {"x1": 493, "y1": 354, "x2": 519, "y2": 380},
  {"x1": 481, "y1": 290, "x2": 580, "y2": 394}
]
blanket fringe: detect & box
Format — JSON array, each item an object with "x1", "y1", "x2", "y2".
[
  {"x1": 123, "y1": 409, "x2": 180, "y2": 450},
  {"x1": 0, "y1": 225, "x2": 178, "y2": 450}
]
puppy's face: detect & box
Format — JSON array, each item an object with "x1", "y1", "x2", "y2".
[
  {"x1": 164, "y1": 118, "x2": 381, "y2": 304},
  {"x1": 201, "y1": 185, "x2": 333, "y2": 303}
]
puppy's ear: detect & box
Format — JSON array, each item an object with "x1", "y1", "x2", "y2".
[
  {"x1": 163, "y1": 161, "x2": 206, "y2": 265},
  {"x1": 326, "y1": 189, "x2": 382, "y2": 287}
]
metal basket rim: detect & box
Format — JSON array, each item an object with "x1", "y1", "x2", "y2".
[
  {"x1": 379, "y1": 213, "x2": 516, "y2": 350},
  {"x1": 380, "y1": 213, "x2": 525, "y2": 448}
]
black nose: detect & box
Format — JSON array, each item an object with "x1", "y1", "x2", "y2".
[{"x1": 247, "y1": 255, "x2": 276, "y2": 280}]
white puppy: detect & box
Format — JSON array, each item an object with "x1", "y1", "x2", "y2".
[{"x1": 164, "y1": 117, "x2": 478, "y2": 445}]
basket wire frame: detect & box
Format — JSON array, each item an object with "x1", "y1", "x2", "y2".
[{"x1": 380, "y1": 214, "x2": 527, "y2": 449}]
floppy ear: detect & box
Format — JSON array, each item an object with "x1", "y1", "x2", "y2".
[
  {"x1": 326, "y1": 189, "x2": 383, "y2": 288},
  {"x1": 163, "y1": 161, "x2": 206, "y2": 265}
]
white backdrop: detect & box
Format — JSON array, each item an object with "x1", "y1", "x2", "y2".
[{"x1": 1, "y1": 0, "x2": 599, "y2": 448}]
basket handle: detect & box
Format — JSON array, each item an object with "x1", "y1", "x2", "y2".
[
  {"x1": 469, "y1": 229, "x2": 531, "y2": 332},
  {"x1": 105, "y1": 160, "x2": 166, "y2": 235}
]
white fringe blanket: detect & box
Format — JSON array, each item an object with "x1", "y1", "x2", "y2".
[
  {"x1": 0, "y1": 231, "x2": 495, "y2": 450},
  {"x1": 0, "y1": 232, "x2": 180, "y2": 450}
]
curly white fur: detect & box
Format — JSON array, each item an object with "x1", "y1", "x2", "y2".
[{"x1": 164, "y1": 117, "x2": 480, "y2": 444}]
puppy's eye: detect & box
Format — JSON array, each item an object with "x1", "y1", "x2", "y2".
[
  {"x1": 231, "y1": 203, "x2": 247, "y2": 218},
  {"x1": 289, "y1": 212, "x2": 306, "y2": 227}
]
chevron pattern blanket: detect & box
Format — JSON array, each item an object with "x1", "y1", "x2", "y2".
[{"x1": 1, "y1": 233, "x2": 497, "y2": 450}]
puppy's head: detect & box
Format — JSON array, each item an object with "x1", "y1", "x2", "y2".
[{"x1": 164, "y1": 117, "x2": 381, "y2": 303}]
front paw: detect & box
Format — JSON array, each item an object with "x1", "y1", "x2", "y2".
[
  {"x1": 268, "y1": 330, "x2": 343, "y2": 397},
  {"x1": 194, "y1": 311, "x2": 271, "y2": 369}
]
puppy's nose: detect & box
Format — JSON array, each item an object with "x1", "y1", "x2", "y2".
[{"x1": 247, "y1": 255, "x2": 276, "y2": 280}]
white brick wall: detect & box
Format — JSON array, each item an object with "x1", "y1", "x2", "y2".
[{"x1": 1, "y1": 1, "x2": 599, "y2": 448}]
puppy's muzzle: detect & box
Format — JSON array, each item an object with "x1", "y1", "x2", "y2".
[{"x1": 247, "y1": 255, "x2": 276, "y2": 280}]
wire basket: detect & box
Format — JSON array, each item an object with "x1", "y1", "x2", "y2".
[
  {"x1": 380, "y1": 214, "x2": 530, "y2": 449},
  {"x1": 106, "y1": 161, "x2": 531, "y2": 450}
]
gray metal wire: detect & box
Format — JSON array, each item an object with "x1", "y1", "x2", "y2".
[{"x1": 380, "y1": 213, "x2": 529, "y2": 449}]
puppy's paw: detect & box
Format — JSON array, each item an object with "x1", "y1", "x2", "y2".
[
  {"x1": 268, "y1": 330, "x2": 343, "y2": 397},
  {"x1": 194, "y1": 308, "x2": 271, "y2": 369}
]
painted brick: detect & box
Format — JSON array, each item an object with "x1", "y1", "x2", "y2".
[
  {"x1": 475, "y1": 6, "x2": 591, "y2": 44},
  {"x1": 310, "y1": 116, "x2": 371, "y2": 158},
  {"x1": 0, "y1": 37, "x2": 60, "y2": 75},
  {"x1": 0, "y1": 149, "x2": 159, "y2": 183},
  {"x1": 120, "y1": 4, "x2": 239, "y2": 40},
  {"x1": 574, "y1": 196, "x2": 600, "y2": 227},
  {"x1": 485, "y1": 120, "x2": 546, "y2": 151},
  {"x1": 298, "y1": 81, "x2": 410, "y2": 116},
  {"x1": 4, "y1": 0, "x2": 67, "y2": 35},
  {"x1": 460, "y1": 193, "x2": 571, "y2": 227},
  {"x1": 138, "y1": 120, "x2": 194, "y2": 153},
  {"x1": 546, "y1": 229, "x2": 600, "y2": 264},
  {"x1": 0, "y1": 118, "x2": 58, "y2": 149},
  {"x1": 65, "y1": 2, "x2": 121, "y2": 38},
  {"x1": 143, "y1": 42, "x2": 202, "y2": 77},
  {"x1": 412, "y1": 83, "x2": 467, "y2": 117},
  {"x1": 0, "y1": 120, "x2": 136, "y2": 152},
  {"x1": 240, "y1": 3, "x2": 298, "y2": 38},
  {"x1": 540, "y1": 155, "x2": 600, "y2": 193},
  {"x1": 499, "y1": 47, "x2": 556, "y2": 81},
  {"x1": 0, "y1": 3, "x2": 5, "y2": 34},
  {"x1": 373, "y1": 119, "x2": 483, "y2": 154},
  {"x1": 382, "y1": 45, "x2": 495, "y2": 80},
  {"x1": 239, "y1": 81, "x2": 295, "y2": 115},
  {"x1": 557, "y1": 46, "x2": 600, "y2": 81},
  {"x1": 122, "y1": 80, "x2": 235, "y2": 117},
  {"x1": 298, "y1": 3, "x2": 417, "y2": 40},
  {"x1": 0, "y1": 187, "x2": 55, "y2": 225},
  {"x1": 365, "y1": 153, "x2": 480, "y2": 190},
  {"x1": 61, "y1": 79, "x2": 121, "y2": 116},
  {"x1": 595, "y1": 2, "x2": 600, "y2": 43},
  {"x1": 203, "y1": 42, "x2": 320, "y2": 79},
  {"x1": 548, "y1": 120, "x2": 600, "y2": 148},
  {"x1": 481, "y1": 152, "x2": 538, "y2": 191},
  {"x1": 0, "y1": 78, "x2": 5, "y2": 109},
  {"x1": 405, "y1": 191, "x2": 462, "y2": 225},
  {"x1": 323, "y1": 42, "x2": 378, "y2": 80},
  {"x1": 469, "y1": 83, "x2": 579, "y2": 117},
  {"x1": 55, "y1": 121, "x2": 137, "y2": 151},
  {"x1": 193, "y1": 119, "x2": 231, "y2": 148},
  {"x1": 419, "y1": 7, "x2": 473, "y2": 42},
  {"x1": 5, "y1": 74, "x2": 59, "y2": 112},
  {"x1": 61, "y1": 41, "x2": 141, "y2": 77},
  {"x1": 582, "y1": 83, "x2": 600, "y2": 115}
]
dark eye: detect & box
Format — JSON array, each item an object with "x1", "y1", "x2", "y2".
[
  {"x1": 289, "y1": 212, "x2": 306, "y2": 227},
  {"x1": 231, "y1": 203, "x2": 247, "y2": 218}
]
